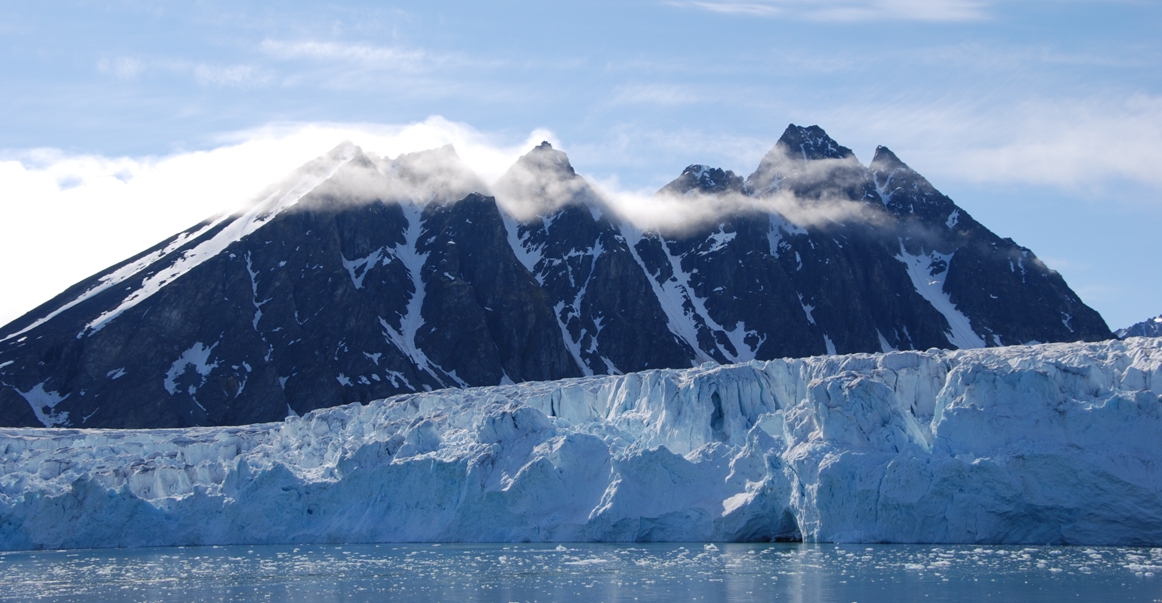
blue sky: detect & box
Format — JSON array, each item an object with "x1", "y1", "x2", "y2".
[{"x1": 0, "y1": 0, "x2": 1159, "y2": 330}]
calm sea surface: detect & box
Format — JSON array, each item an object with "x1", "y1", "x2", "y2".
[{"x1": 1, "y1": 543, "x2": 1160, "y2": 602}]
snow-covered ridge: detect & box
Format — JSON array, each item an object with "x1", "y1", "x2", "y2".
[
  {"x1": 82, "y1": 144, "x2": 360, "y2": 336},
  {"x1": 2, "y1": 338, "x2": 1159, "y2": 550},
  {"x1": 1118, "y1": 315, "x2": 1162, "y2": 339}
]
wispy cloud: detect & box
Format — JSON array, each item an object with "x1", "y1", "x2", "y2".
[
  {"x1": 954, "y1": 94, "x2": 1162, "y2": 191},
  {"x1": 0, "y1": 117, "x2": 554, "y2": 327},
  {"x1": 2, "y1": 112, "x2": 1158, "y2": 331},
  {"x1": 96, "y1": 57, "x2": 145, "y2": 80},
  {"x1": 193, "y1": 64, "x2": 268, "y2": 87},
  {"x1": 670, "y1": 0, "x2": 989, "y2": 21},
  {"x1": 259, "y1": 39, "x2": 429, "y2": 71},
  {"x1": 96, "y1": 56, "x2": 271, "y2": 87},
  {"x1": 815, "y1": 93, "x2": 1162, "y2": 195},
  {"x1": 609, "y1": 83, "x2": 708, "y2": 106},
  {"x1": 915, "y1": 41, "x2": 1159, "y2": 71},
  {"x1": 683, "y1": 2, "x2": 783, "y2": 16},
  {"x1": 253, "y1": 38, "x2": 501, "y2": 93}
]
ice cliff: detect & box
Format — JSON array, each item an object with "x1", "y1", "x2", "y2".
[{"x1": 1, "y1": 338, "x2": 1160, "y2": 550}]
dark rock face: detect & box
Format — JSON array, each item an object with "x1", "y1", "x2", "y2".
[
  {"x1": 658, "y1": 165, "x2": 745, "y2": 197},
  {"x1": 1117, "y1": 316, "x2": 1162, "y2": 339},
  {"x1": 866, "y1": 144, "x2": 1107, "y2": 347},
  {"x1": 0, "y1": 126, "x2": 1112, "y2": 429}
]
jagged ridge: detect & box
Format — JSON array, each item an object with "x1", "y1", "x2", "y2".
[
  {"x1": 1118, "y1": 315, "x2": 1162, "y2": 339},
  {"x1": 0, "y1": 125, "x2": 1112, "y2": 428}
]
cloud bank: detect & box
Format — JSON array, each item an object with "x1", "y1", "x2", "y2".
[
  {"x1": 599, "y1": 186, "x2": 888, "y2": 235},
  {"x1": 0, "y1": 118, "x2": 550, "y2": 328},
  {"x1": 3, "y1": 104, "x2": 1161, "y2": 328}
]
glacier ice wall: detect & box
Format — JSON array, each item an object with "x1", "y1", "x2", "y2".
[{"x1": 1, "y1": 338, "x2": 1160, "y2": 550}]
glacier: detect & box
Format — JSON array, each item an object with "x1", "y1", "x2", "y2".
[{"x1": 1, "y1": 338, "x2": 1160, "y2": 550}]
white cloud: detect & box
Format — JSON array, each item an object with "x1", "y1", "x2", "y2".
[
  {"x1": 918, "y1": 41, "x2": 1155, "y2": 70},
  {"x1": 815, "y1": 93, "x2": 1162, "y2": 194},
  {"x1": 96, "y1": 56, "x2": 270, "y2": 87},
  {"x1": 595, "y1": 185, "x2": 888, "y2": 235},
  {"x1": 96, "y1": 57, "x2": 144, "y2": 80},
  {"x1": 0, "y1": 117, "x2": 552, "y2": 328},
  {"x1": 193, "y1": 63, "x2": 270, "y2": 87},
  {"x1": 682, "y1": 2, "x2": 783, "y2": 16},
  {"x1": 4, "y1": 100, "x2": 1160, "y2": 330},
  {"x1": 260, "y1": 39, "x2": 430, "y2": 71},
  {"x1": 670, "y1": 0, "x2": 988, "y2": 21},
  {"x1": 952, "y1": 94, "x2": 1162, "y2": 191}
]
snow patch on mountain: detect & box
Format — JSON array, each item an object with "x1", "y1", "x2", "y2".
[
  {"x1": 765, "y1": 214, "x2": 806, "y2": 259},
  {"x1": 797, "y1": 294, "x2": 816, "y2": 326},
  {"x1": 163, "y1": 342, "x2": 219, "y2": 396},
  {"x1": 500, "y1": 213, "x2": 544, "y2": 279},
  {"x1": 896, "y1": 241, "x2": 985, "y2": 349},
  {"x1": 81, "y1": 143, "x2": 359, "y2": 336},
  {"x1": 554, "y1": 240, "x2": 605, "y2": 377},
  {"x1": 700, "y1": 228, "x2": 736, "y2": 255},
  {"x1": 876, "y1": 329, "x2": 895, "y2": 353},
  {"x1": 376, "y1": 205, "x2": 445, "y2": 388},
  {"x1": 620, "y1": 225, "x2": 711, "y2": 365},
  {"x1": 621, "y1": 226, "x2": 759, "y2": 365},
  {"x1": 11, "y1": 382, "x2": 70, "y2": 428},
  {"x1": 341, "y1": 247, "x2": 391, "y2": 290},
  {"x1": 0, "y1": 218, "x2": 229, "y2": 345}
]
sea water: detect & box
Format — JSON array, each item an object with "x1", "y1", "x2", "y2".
[{"x1": 1, "y1": 543, "x2": 1160, "y2": 602}]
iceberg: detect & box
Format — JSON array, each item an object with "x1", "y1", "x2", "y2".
[{"x1": 1, "y1": 338, "x2": 1160, "y2": 550}]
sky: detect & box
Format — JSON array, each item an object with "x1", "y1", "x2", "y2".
[{"x1": 0, "y1": 0, "x2": 1159, "y2": 331}]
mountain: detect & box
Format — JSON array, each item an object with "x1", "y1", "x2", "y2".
[
  {"x1": 4, "y1": 338, "x2": 1160, "y2": 548},
  {"x1": 0, "y1": 125, "x2": 1111, "y2": 429},
  {"x1": 1117, "y1": 315, "x2": 1162, "y2": 339}
]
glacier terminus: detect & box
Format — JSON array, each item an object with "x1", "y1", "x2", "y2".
[{"x1": 1, "y1": 337, "x2": 1159, "y2": 550}]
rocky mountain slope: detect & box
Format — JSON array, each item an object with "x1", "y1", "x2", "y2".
[
  {"x1": 0, "y1": 125, "x2": 1111, "y2": 428},
  {"x1": 1118, "y1": 315, "x2": 1162, "y2": 339}
]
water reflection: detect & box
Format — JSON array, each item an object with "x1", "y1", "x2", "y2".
[{"x1": 1, "y1": 543, "x2": 1160, "y2": 602}]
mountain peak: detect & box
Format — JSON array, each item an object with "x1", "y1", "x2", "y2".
[
  {"x1": 397, "y1": 143, "x2": 459, "y2": 163},
  {"x1": 870, "y1": 145, "x2": 910, "y2": 174},
  {"x1": 0, "y1": 124, "x2": 1115, "y2": 429},
  {"x1": 682, "y1": 164, "x2": 710, "y2": 178},
  {"x1": 493, "y1": 141, "x2": 593, "y2": 219},
  {"x1": 1116, "y1": 314, "x2": 1162, "y2": 339},
  {"x1": 658, "y1": 164, "x2": 744, "y2": 196},
  {"x1": 514, "y1": 141, "x2": 576, "y2": 177},
  {"x1": 330, "y1": 140, "x2": 361, "y2": 156},
  {"x1": 745, "y1": 124, "x2": 861, "y2": 196},
  {"x1": 776, "y1": 124, "x2": 856, "y2": 162},
  {"x1": 385, "y1": 144, "x2": 488, "y2": 204}
]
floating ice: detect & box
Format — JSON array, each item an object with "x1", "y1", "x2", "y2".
[{"x1": 0, "y1": 338, "x2": 1160, "y2": 550}]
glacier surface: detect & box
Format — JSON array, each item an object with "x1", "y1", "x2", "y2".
[{"x1": 1, "y1": 338, "x2": 1160, "y2": 550}]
